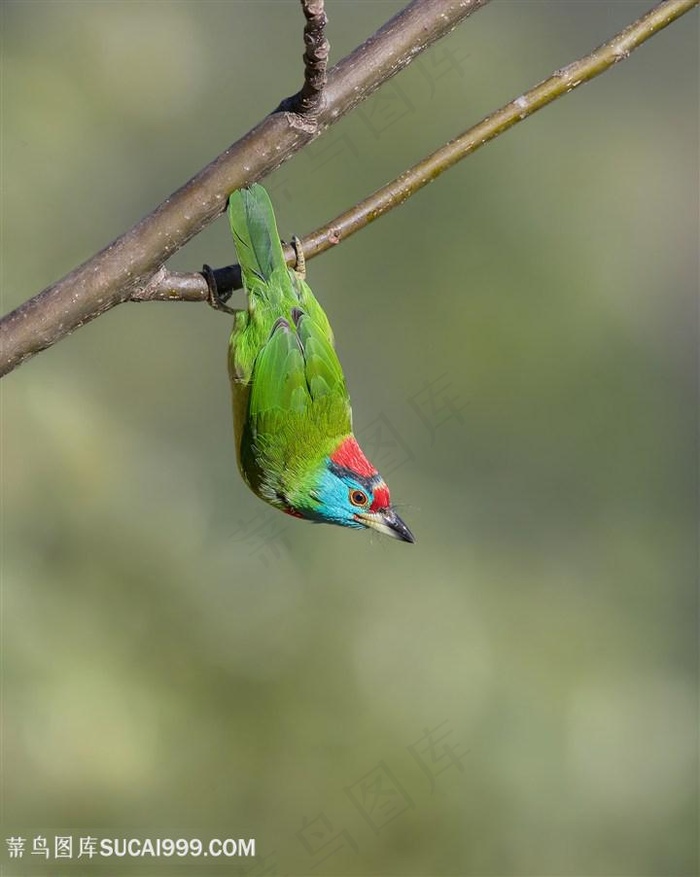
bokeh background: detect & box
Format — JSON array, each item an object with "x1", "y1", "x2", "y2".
[{"x1": 2, "y1": 2, "x2": 697, "y2": 875}]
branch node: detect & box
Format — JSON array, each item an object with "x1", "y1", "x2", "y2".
[{"x1": 130, "y1": 265, "x2": 168, "y2": 302}]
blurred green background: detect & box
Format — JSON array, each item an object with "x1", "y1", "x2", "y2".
[{"x1": 1, "y1": 2, "x2": 697, "y2": 875}]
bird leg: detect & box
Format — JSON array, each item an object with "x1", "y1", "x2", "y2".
[{"x1": 290, "y1": 236, "x2": 306, "y2": 280}]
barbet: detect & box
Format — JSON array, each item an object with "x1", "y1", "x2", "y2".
[{"x1": 226, "y1": 184, "x2": 414, "y2": 543}]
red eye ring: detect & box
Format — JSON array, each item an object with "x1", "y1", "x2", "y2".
[{"x1": 349, "y1": 489, "x2": 369, "y2": 507}]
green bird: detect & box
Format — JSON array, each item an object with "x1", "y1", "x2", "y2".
[{"x1": 226, "y1": 184, "x2": 414, "y2": 543}]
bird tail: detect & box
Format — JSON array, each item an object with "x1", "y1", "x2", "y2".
[{"x1": 228, "y1": 184, "x2": 288, "y2": 295}]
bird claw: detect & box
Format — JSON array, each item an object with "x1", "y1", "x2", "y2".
[
  {"x1": 290, "y1": 236, "x2": 306, "y2": 280},
  {"x1": 202, "y1": 263, "x2": 236, "y2": 315}
]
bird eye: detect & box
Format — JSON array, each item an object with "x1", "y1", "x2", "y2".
[{"x1": 349, "y1": 489, "x2": 368, "y2": 507}]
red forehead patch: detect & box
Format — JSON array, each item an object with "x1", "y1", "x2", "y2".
[
  {"x1": 370, "y1": 483, "x2": 391, "y2": 512},
  {"x1": 331, "y1": 436, "x2": 377, "y2": 477}
]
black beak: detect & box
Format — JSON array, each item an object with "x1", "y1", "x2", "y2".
[{"x1": 355, "y1": 507, "x2": 416, "y2": 543}]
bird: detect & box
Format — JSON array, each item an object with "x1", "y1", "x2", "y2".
[{"x1": 224, "y1": 183, "x2": 414, "y2": 543}]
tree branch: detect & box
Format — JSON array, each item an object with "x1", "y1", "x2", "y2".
[
  {"x1": 0, "y1": 0, "x2": 490, "y2": 378},
  {"x1": 131, "y1": 0, "x2": 700, "y2": 305},
  {"x1": 298, "y1": 0, "x2": 700, "y2": 259}
]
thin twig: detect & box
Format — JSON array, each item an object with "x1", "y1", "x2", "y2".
[
  {"x1": 299, "y1": 0, "x2": 700, "y2": 260},
  {"x1": 0, "y1": 0, "x2": 489, "y2": 378},
  {"x1": 136, "y1": 0, "x2": 699, "y2": 303},
  {"x1": 279, "y1": 0, "x2": 329, "y2": 115}
]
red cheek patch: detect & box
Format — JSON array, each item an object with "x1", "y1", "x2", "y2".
[
  {"x1": 331, "y1": 436, "x2": 378, "y2": 477},
  {"x1": 370, "y1": 483, "x2": 391, "y2": 512}
]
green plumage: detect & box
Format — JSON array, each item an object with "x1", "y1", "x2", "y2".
[
  {"x1": 226, "y1": 184, "x2": 415, "y2": 543},
  {"x1": 228, "y1": 184, "x2": 352, "y2": 513}
]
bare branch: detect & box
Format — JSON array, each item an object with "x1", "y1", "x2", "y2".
[
  {"x1": 0, "y1": 0, "x2": 490, "y2": 378},
  {"x1": 135, "y1": 0, "x2": 700, "y2": 304}
]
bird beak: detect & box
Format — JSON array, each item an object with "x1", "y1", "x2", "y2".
[{"x1": 355, "y1": 507, "x2": 415, "y2": 543}]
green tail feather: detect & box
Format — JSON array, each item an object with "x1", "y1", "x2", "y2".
[{"x1": 228, "y1": 184, "x2": 287, "y2": 295}]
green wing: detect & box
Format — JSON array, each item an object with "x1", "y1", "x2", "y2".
[
  {"x1": 292, "y1": 307, "x2": 345, "y2": 401},
  {"x1": 249, "y1": 318, "x2": 308, "y2": 417},
  {"x1": 248, "y1": 308, "x2": 351, "y2": 447}
]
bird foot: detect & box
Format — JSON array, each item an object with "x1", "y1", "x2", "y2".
[
  {"x1": 290, "y1": 236, "x2": 306, "y2": 280},
  {"x1": 202, "y1": 264, "x2": 236, "y2": 315}
]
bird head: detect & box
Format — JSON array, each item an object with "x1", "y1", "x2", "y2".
[{"x1": 287, "y1": 436, "x2": 415, "y2": 543}]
